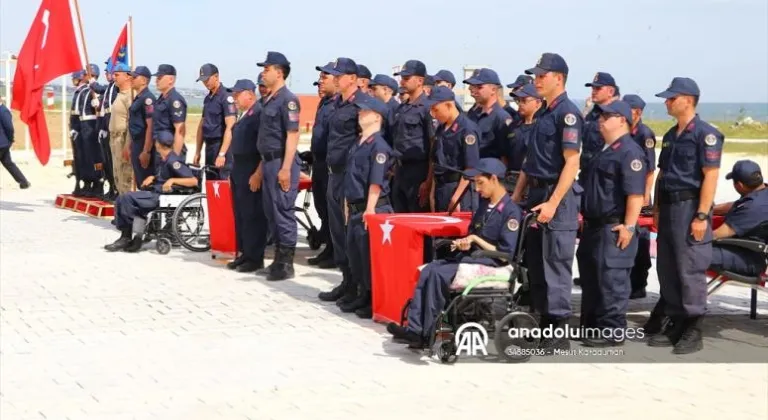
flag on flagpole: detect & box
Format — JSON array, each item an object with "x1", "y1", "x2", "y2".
[
  {"x1": 11, "y1": 0, "x2": 87, "y2": 165},
  {"x1": 108, "y1": 23, "x2": 129, "y2": 68}
]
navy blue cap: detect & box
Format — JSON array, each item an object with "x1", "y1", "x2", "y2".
[
  {"x1": 463, "y1": 68, "x2": 501, "y2": 86},
  {"x1": 153, "y1": 64, "x2": 176, "y2": 77},
  {"x1": 425, "y1": 86, "x2": 456, "y2": 105},
  {"x1": 357, "y1": 64, "x2": 372, "y2": 79},
  {"x1": 622, "y1": 94, "x2": 646, "y2": 110},
  {"x1": 585, "y1": 72, "x2": 616, "y2": 88},
  {"x1": 72, "y1": 70, "x2": 85, "y2": 79},
  {"x1": 726, "y1": 160, "x2": 763, "y2": 184},
  {"x1": 128, "y1": 66, "x2": 151, "y2": 79},
  {"x1": 112, "y1": 63, "x2": 131, "y2": 73},
  {"x1": 257, "y1": 73, "x2": 265, "y2": 86},
  {"x1": 316, "y1": 61, "x2": 335, "y2": 73},
  {"x1": 324, "y1": 57, "x2": 358, "y2": 76},
  {"x1": 433, "y1": 70, "x2": 456, "y2": 86},
  {"x1": 88, "y1": 63, "x2": 100, "y2": 78},
  {"x1": 155, "y1": 131, "x2": 175, "y2": 147},
  {"x1": 507, "y1": 75, "x2": 533, "y2": 89},
  {"x1": 394, "y1": 60, "x2": 427, "y2": 77},
  {"x1": 463, "y1": 158, "x2": 507, "y2": 178},
  {"x1": 231, "y1": 79, "x2": 256, "y2": 92},
  {"x1": 257, "y1": 51, "x2": 290, "y2": 67},
  {"x1": 595, "y1": 100, "x2": 633, "y2": 123},
  {"x1": 370, "y1": 74, "x2": 398, "y2": 93},
  {"x1": 196, "y1": 63, "x2": 219, "y2": 82},
  {"x1": 313, "y1": 81, "x2": 319, "y2": 86},
  {"x1": 511, "y1": 84, "x2": 541, "y2": 99},
  {"x1": 656, "y1": 77, "x2": 700, "y2": 98},
  {"x1": 425, "y1": 75, "x2": 436, "y2": 86},
  {"x1": 526, "y1": 53, "x2": 569, "y2": 76},
  {"x1": 353, "y1": 95, "x2": 388, "y2": 118}
]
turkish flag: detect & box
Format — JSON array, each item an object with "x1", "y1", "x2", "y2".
[
  {"x1": 10, "y1": 0, "x2": 86, "y2": 165},
  {"x1": 205, "y1": 180, "x2": 237, "y2": 257}
]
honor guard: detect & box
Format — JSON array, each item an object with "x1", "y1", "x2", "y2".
[
  {"x1": 227, "y1": 79, "x2": 269, "y2": 273},
  {"x1": 427, "y1": 86, "x2": 480, "y2": 212},
  {"x1": 464, "y1": 68, "x2": 512, "y2": 159},
  {"x1": 357, "y1": 64, "x2": 373, "y2": 95},
  {"x1": 255, "y1": 51, "x2": 302, "y2": 281},
  {"x1": 78, "y1": 63, "x2": 106, "y2": 197},
  {"x1": 513, "y1": 53, "x2": 584, "y2": 353},
  {"x1": 151, "y1": 64, "x2": 188, "y2": 159},
  {"x1": 390, "y1": 59, "x2": 435, "y2": 213},
  {"x1": 307, "y1": 63, "x2": 339, "y2": 268},
  {"x1": 194, "y1": 63, "x2": 236, "y2": 180},
  {"x1": 577, "y1": 101, "x2": 645, "y2": 347},
  {"x1": 369, "y1": 74, "x2": 399, "y2": 145},
  {"x1": 504, "y1": 84, "x2": 544, "y2": 192},
  {"x1": 623, "y1": 94, "x2": 657, "y2": 299},
  {"x1": 107, "y1": 63, "x2": 135, "y2": 196},
  {"x1": 340, "y1": 96, "x2": 396, "y2": 317},
  {"x1": 317, "y1": 57, "x2": 369, "y2": 304},
  {"x1": 127, "y1": 66, "x2": 157, "y2": 186},
  {"x1": 96, "y1": 59, "x2": 121, "y2": 200},
  {"x1": 649, "y1": 77, "x2": 724, "y2": 354},
  {"x1": 69, "y1": 70, "x2": 88, "y2": 196},
  {"x1": 504, "y1": 75, "x2": 533, "y2": 124}
]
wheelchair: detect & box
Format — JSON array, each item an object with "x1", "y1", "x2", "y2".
[
  {"x1": 141, "y1": 165, "x2": 215, "y2": 255},
  {"x1": 296, "y1": 151, "x2": 323, "y2": 250},
  {"x1": 400, "y1": 212, "x2": 541, "y2": 364}
]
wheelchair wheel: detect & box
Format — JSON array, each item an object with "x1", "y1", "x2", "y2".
[
  {"x1": 156, "y1": 238, "x2": 172, "y2": 255},
  {"x1": 307, "y1": 227, "x2": 322, "y2": 250},
  {"x1": 494, "y1": 312, "x2": 539, "y2": 363},
  {"x1": 171, "y1": 193, "x2": 211, "y2": 252},
  {"x1": 435, "y1": 340, "x2": 458, "y2": 364}
]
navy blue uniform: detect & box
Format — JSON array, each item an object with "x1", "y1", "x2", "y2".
[
  {"x1": 69, "y1": 84, "x2": 88, "y2": 187},
  {"x1": 577, "y1": 135, "x2": 646, "y2": 331},
  {"x1": 467, "y1": 102, "x2": 512, "y2": 159},
  {"x1": 152, "y1": 88, "x2": 188, "y2": 160},
  {"x1": 503, "y1": 109, "x2": 541, "y2": 192},
  {"x1": 201, "y1": 85, "x2": 237, "y2": 179},
  {"x1": 711, "y1": 187, "x2": 768, "y2": 276},
  {"x1": 405, "y1": 195, "x2": 522, "y2": 337},
  {"x1": 432, "y1": 114, "x2": 480, "y2": 212},
  {"x1": 128, "y1": 88, "x2": 157, "y2": 185},
  {"x1": 344, "y1": 132, "x2": 395, "y2": 295},
  {"x1": 388, "y1": 92, "x2": 434, "y2": 213},
  {"x1": 522, "y1": 92, "x2": 584, "y2": 320},
  {"x1": 656, "y1": 115, "x2": 724, "y2": 317},
  {"x1": 629, "y1": 120, "x2": 657, "y2": 294},
  {"x1": 257, "y1": 86, "x2": 301, "y2": 249},
  {"x1": 580, "y1": 106, "x2": 603, "y2": 174},
  {"x1": 230, "y1": 102, "x2": 268, "y2": 265},
  {"x1": 78, "y1": 83, "x2": 105, "y2": 182},
  {"x1": 97, "y1": 82, "x2": 119, "y2": 193},
  {"x1": 311, "y1": 94, "x2": 337, "y2": 246},
  {"x1": 0, "y1": 104, "x2": 28, "y2": 185}
]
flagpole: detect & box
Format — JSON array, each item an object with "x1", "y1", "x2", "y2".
[
  {"x1": 128, "y1": 16, "x2": 135, "y2": 99},
  {"x1": 72, "y1": 0, "x2": 91, "y2": 78}
]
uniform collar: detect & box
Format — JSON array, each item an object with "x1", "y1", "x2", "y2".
[
  {"x1": 631, "y1": 118, "x2": 643, "y2": 135},
  {"x1": 479, "y1": 101, "x2": 502, "y2": 116},
  {"x1": 547, "y1": 92, "x2": 568, "y2": 110}
]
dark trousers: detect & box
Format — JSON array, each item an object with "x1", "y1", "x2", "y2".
[
  {"x1": 327, "y1": 171, "x2": 348, "y2": 267},
  {"x1": 434, "y1": 180, "x2": 477, "y2": 213},
  {"x1": 311, "y1": 157, "x2": 331, "y2": 243},
  {"x1": 204, "y1": 138, "x2": 232, "y2": 180},
  {"x1": 630, "y1": 228, "x2": 653, "y2": 292},
  {"x1": 114, "y1": 191, "x2": 160, "y2": 229},
  {"x1": 231, "y1": 153, "x2": 268, "y2": 263},
  {"x1": 130, "y1": 137, "x2": 155, "y2": 187},
  {"x1": 0, "y1": 147, "x2": 29, "y2": 185},
  {"x1": 261, "y1": 156, "x2": 300, "y2": 248},
  {"x1": 392, "y1": 161, "x2": 429, "y2": 213},
  {"x1": 101, "y1": 133, "x2": 115, "y2": 191},
  {"x1": 346, "y1": 204, "x2": 393, "y2": 293},
  {"x1": 79, "y1": 120, "x2": 103, "y2": 182}
]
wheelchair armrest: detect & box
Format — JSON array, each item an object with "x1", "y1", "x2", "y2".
[
  {"x1": 471, "y1": 250, "x2": 513, "y2": 262},
  {"x1": 168, "y1": 187, "x2": 199, "y2": 195},
  {"x1": 713, "y1": 238, "x2": 768, "y2": 255},
  {"x1": 434, "y1": 239, "x2": 455, "y2": 250}
]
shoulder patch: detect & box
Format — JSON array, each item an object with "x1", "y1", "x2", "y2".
[
  {"x1": 564, "y1": 113, "x2": 577, "y2": 126},
  {"x1": 173, "y1": 100, "x2": 181, "y2": 109},
  {"x1": 505, "y1": 118, "x2": 513, "y2": 126},
  {"x1": 226, "y1": 96, "x2": 234, "y2": 103},
  {"x1": 287, "y1": 101, "x2": 297, "y2": 111},
  {"x1": 630, "y1": 159, "x2": 642, "y2": 172},
  {"x1": 704, "y1": 134, "x2": 717, "y2": 146},
  {"x1": 375, "y1": 153, "x2": 386, "y2": 164},
  {"x1": 507, "y1": 219, "x2": 519, "y2": 231},
  {"x1": 172, "y1": 161, "x2": 181, "y2": 170},
  {"x1": 145, "y1": 98, "x2": 153, "y2": 105},
  {"x1": 645, "y1": 138, "x2": 655, "y2": 148},
  {"x1": 465, "y1": 134, "x2": 477, "y2": 145}
]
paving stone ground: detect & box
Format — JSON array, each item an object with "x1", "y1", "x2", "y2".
[{"x1": 1, "y1": 154, "x2": 767, "y2": 420}]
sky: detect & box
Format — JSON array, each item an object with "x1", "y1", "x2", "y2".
[{"x1": 1, "y1": 0, "x2": 767, "y2": 102}]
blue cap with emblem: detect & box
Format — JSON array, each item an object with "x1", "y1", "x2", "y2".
[
  {"x1": 323, "y1": 57, "x2": 358, "y2": 76},
  {"x1": 585, "y1": 72, "x2": 617, "y2": 88},
  {"x1": 656, "y1": 77, "x2": 700, "y2": 98},
  {"x1": 370, "y1": 74, "x2": 399, "y2": 93},
  {"x1": 231, "y1": 79, "x2": 256, "y2": 92},
  {"x1": 394, "y1": 60, "x2": 427, "y2": 77},
  {"x1": 88, "y1": 63, "x2": 100, "y2": 78},
  {"x1": 257, "y1": 51, "x2": 290, "y2": 67},
  {"x1": 511, "y1": 84, "x2": 541, "y2": 99},
  {"x1": 196, "y1": 63, "x2": 219, "y2": 82},
  {"x1": 463, "y1": 158, "x2": 508, "y2": 179},
  {"x1": 353, "y1": 95, "x2": 388, "y2": 118},
  {"x1": 112, "y1": 62, "x2": 131, "y2": 73},
  {"x1": 153, "y1": 64, "x2": 176, "y2": 77},
  {"x1": 726, "y1": 160, "x2": 763, "y2": 185},
  {"x1": 129, "y1": 66, "x2": 152, "y2": 79},
  {"x1": 595, "y1": 100, "x2": 633, "y2": 123},
  {"x1": 425, "y1": 86, "x2": 456, "y2": 105},
  {"x1": 155, "y1": 131, "x2": 175, "y2": 147},
  {"x1": 507, "y1": 75, "x2": 533, "y2": 89},
  {"x1": 525, "y1": 52, "x2": 569, "y2": 76},
  {"x1": 357, "y1": 64, "x2": 372, "y2": 79},
  {"x1": 463, "y1": 68, "x2": 501, "y2": 86},
  {"x1": 622, "y1": 94, "x2": 646, "y2": 110},
  {"x1": 433, "y1": 70, "x2": 456, "y2": 86}
]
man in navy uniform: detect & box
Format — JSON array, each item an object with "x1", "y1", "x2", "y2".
[
  {"x1": 649, "y1": 77, "x2": 724, "y2": 354},
  {"x1": 387, "y1": 158, "x2": 523, "y2": 347},
  {"x1": 104, "y1": 131, "x2": 198, "y2": 253},
  {"x1": 433, "y1": 70, "x2": 464, "y2": 113},
  {"x1": 128, "y1": 66, "x2": 157, "y2": 186},
  {"x1": 255, "y1": 51, "x2": 302, "y2": 281},
  {"x1": 464, "y1": 68, "x2": 512, "y2": 159},
  {"x1": 152, "y1": 64, "x2": 188, "y2": 159},
  {"x1": 194, "y1": 63, "x2": 236, "y2": 180},
  {"x1": 0, "y1": 99, "x2": 30, "y2": 188},
  {"x1": 357, "y1": 64, "x2": 373, "y2": 95},
  {"x1": 512, "y1": 53, "x2": 584, "y2": 353},
  {"x1": 577, "y1": 100, "x2": 645, "y2": 347},
  {"x1": 504, "y1": 75, "x2": 533, "y2": 123},
  {"x1": 69, "y1": 70, "x2": 88, "y2": 195},
  {"x1": 96, "y1": 59, "x2": 120, "y2": 200},
  {"x1": 79, "y1": 63, "x2": 106, "y2": 197},
  {"x1": 581, "y1": 72, "x2": 619, "y2": 174},
  {"x1": 503, "y1": 84, "x2": 543, "y2": 192}
]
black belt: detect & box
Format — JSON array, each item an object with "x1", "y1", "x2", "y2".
[
  {"x1": 261, "y1": 150, "x2": 285, "y2": 162},
  {"x1": 348, "y1": 197, "x2": 390, "y2": 213},
  {"x1": 328, "y1": 164, "x2": 346, "y2": 175},
  {"x1": 583, "y1": 215, "x2": 622, "y2": 228},
  {"x1": 528, "y1": 177, "x2": 556, "y2": 188},
  {"x1": 436, "y1": 172, "x2": 461, "y2": 183},
  {"x1": 659, "y1": 189, "x2": 698, "y2": 205},
  {"x1": 204, "y1": 137, "x2": 222, "y2": 144},
  {"x1": 397, "y1": 158, "x2": 427, "y2": 166}
]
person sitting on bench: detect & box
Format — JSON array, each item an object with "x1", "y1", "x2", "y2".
[
  {"x1": 104, "y1": 131, "x2": 198, "y2": 253},
  {"x1": 711, "y1": 160, "x2": 768, "y2": 276}
]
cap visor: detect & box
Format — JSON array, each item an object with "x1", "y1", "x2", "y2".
[
  {"x1": 394, "y1": 70, "x2": 413, "y2": 77},
  {"x1": 256, "y1": 61, "x2": 267, "y2": 67},
  {"x1": 725, "y1": 172, "x2": 734, "y2": 180},
  {"x1": 462, "y1": 77, "x2": 485, "y2": 85},
  {"x1": 462, "y1": 168, "x2": 482, "y2": 178},
  {"x1": 524, "y1": 66, "x2": 548, "y2": 76},
  {"x1": 585, "y1": 82, "x2": 605, "y2": 87},
  {"x1": 196, "y1": 76, "x2": 210, "y2": 82},
  {"x1": 655, "y1": 90, "x2": 678, "y2": 99}
]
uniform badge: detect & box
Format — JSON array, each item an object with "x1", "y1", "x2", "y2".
[
  {"x1": 507, "y1": 219, "x2": 519, "y2": 231},
  {"x1": 226, "y1": 96, "x2": 234, "y2": 103},
  {"x1": 465, "y1": 134, "x2": 477, "y2": 145},
  {"x1": 375, "y1": 153, "x2": 387, "y2": 164},
  {"x1": 505, "y1": 118, "x2": 513, "y2": 126},
  {"x1": 564, "y1": 113, "x2": 577, "y2": 126},
  {"x1": 630, "y1": 159, "x2": 642, "y2": 172},
  {"x1": 173, "y1": 161, "x2": 181, "y2": 170},
  {"x1": 704, "y1": 134, "x2": 717, "y2": 146},
  {"x1": 645, "y1": 138, "x2": 655, "y2": 148},
  {"x1": 145, "y1": 98, "x2": 153, "y2": 105},
  {"x1": 287, "y1": 101, "x2": 297, "y2": 111},
  {"x1": 593, "y1": 73, "x2": 599, "y2": 82},
  {"x1": 173, "y1": 100, "x2": 181, "y2": 109}
]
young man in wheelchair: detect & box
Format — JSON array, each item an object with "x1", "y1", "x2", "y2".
[
  {"x1": 104, "y1": 131, "x2": 198, "y2": 252},
  {"x1": 387, "y1": 158, "x2": 523, "y2": 348}
]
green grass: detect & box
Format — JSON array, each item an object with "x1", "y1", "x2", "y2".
[{"x1": 644, "y1": 119, "x2": 768, "y2": 140}]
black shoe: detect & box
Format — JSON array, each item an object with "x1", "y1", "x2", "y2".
[
  {"x1": 255, "y1": 246, "x2": 280, "y2": 276},
  {"x1": 340, "y1": 295, "x2": 369, "y2": 313},
  {"x1": 318, "y1": 283, "x2": 347, "y2": 302},
  {"x1": 355, "y1": 305, "x2": 372, "y2": 319},
  {"x1": 648, "y1": 317, "x2": 685, "y2": 347},
  {"x1": 336, "y1": 287, "x2": 359, "y2": 307},
  {"x1": 630, "y1": 289, "x2": 647, "y2": 299},
  {"x1": 308, "y1": 246, "x2": 333, "y2": 266},
  {"x1": 573, "y1": 277, "x2": 581, "y2": 287},
  {"x1": 236, "y1": 260, "x2": 264, "y2": 273},
  {"x1": 386, "y1": 323, "x2": 425, "y2": 347},
  {"x1": 19, "y1": 182, "x2": 31, "y2": 189},
  {"x1": 227, "y1": 255, "x2": 247, "y2": 270},
  {"x1": 73, "y1": 183, "x2": 82, "y2": 196},
  {"x1": 539, "y1": 317, "x2": 571, "y2": 354},
  {"x1": 672, "y1": 318, "x2": 704, "y2": 355},
  {"x1": 642, "y1": 313, "x2": 666, "y2": 336},
  {"x1": 581, "y1": 337, "x2": 625, "y2": 348},
  {"x1": 123, "y1": 235, "x2": 144, "y2": 253},
  {"x1": 267, "y1": 247, "x2": 295, "y2": 281},
  {"x1": 317, "y1": 259, "x2": 338, "y2": 269},
  {"x1": 105, "y1": 228, "x2": 132, "y2": 252}
]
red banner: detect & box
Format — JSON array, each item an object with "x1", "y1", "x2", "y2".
[{"x1": 205, "y1": 180, "x2": 237, "y2": 257}]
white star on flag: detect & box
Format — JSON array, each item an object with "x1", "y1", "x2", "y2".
[
  {"x1": 212, "y1": 182, "x2": 221, "y2": 198},
  {"x1": 380, "y1": 220, "x2": 394, "y2": 245}
]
